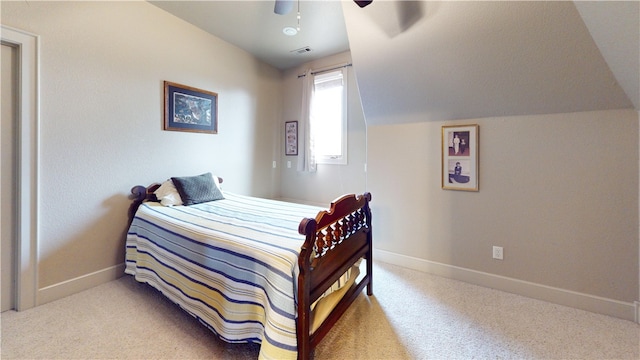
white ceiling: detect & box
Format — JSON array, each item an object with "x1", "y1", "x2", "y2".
[
  {"x1": 149, "y1": 0, "x2": 350, "y2": 70},
  {"x1": 151, "y1": 1, "x2": 639, "y2": 125}
]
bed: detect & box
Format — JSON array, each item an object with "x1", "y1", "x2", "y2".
[{"x1": 125, "y1": 173, "x2": 373, "y2": 360}]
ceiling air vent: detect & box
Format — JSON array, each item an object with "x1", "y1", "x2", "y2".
[{"x1": 290, "y1": 46, "x2": 312, "y2": 55}]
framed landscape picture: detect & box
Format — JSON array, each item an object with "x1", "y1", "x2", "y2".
[
  {"x1": 164, "y1": 81, "x2": 218, "y2": 134},
  {"x1": 442, "y1": 124, "x2": 479, "y2": 191}
]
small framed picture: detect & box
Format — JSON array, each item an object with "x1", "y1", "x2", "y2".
[
  {"x1": 442, "y1": 124, "x2": 479, "y2": 191},
  {"x1": 164, "y1": 81, "x2": 218, "y2": 134},
  {"x1": 285, "y1": 121, "x2": 298, "y2": 156}
]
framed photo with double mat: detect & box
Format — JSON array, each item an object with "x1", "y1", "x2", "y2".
[
  {"x1": 285, "y1": 121, "x2": 298, "y2": 156},
  {"x1": 164, "y1": 81, "x2": 218, "y2": 134},
  {"x1": 442, "y1": 124, "x2": 479, "y2": 191}
]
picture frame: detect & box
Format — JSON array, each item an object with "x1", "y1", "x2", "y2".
[
  {"x1": 442, "y1": 124, "x2": 479, "y2": 191},
  {"x1": 164, "y1": 81, "x2": 218, "y2": 134},
  {"x1": 285, "y1": 121, "x2": 298, "y2": 156}
]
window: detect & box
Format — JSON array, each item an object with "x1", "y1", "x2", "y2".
[{"x1": 310, "y1": 68, "x2": 347, "y2": 165}]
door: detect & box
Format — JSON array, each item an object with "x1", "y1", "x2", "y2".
[{"x1": 1, "y1": 42, "x2": 17, "y2": 312}]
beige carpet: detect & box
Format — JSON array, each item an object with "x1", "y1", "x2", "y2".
[{"x1": 1, "y1": 261, "x2": 639, "y2": 359}]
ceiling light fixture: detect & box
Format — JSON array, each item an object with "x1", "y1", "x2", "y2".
[
  {"x1": 283, "y1": 26, "x2": 298, "y2": 36},
  {"x1": 282, "y1": 0, "x2": 301, "y2": 36}
]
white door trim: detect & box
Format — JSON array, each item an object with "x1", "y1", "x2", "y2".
[{"x1": 1, "y1": 25, "x2": 39, "y2": 310}]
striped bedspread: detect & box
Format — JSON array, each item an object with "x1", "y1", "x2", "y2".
[{"x1": 125, "y1": 193, "x2": 325, "y2": 360}]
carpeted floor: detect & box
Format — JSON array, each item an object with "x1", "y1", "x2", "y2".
[{"x1": 1, "y1": 261, "x2": 639, "y2": 359}]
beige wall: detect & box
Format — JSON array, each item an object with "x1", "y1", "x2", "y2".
[
  {"x1": 343, "y1": 0, "x2": 639, "y2": 320},
  {"x1": 3, "y1": 1, "x2": 638, "y2": 321},
  {"x1": 1, "y1": 1, "x2": 282, "y2": 301},
  {"x1": 368, "y1": 109, "x2": 639, "y2": 304},
  {"x1": 278, "y1": 52, "x2": 367, "y2": 204}
]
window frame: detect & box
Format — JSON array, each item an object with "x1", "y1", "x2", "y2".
[{"x1": 310, "y1": 67, "x2": 348, "y2": 165}]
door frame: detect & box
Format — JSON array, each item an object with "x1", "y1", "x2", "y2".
[{"x1": 1, "y1": 25, "x2": 39, "y2": 311}]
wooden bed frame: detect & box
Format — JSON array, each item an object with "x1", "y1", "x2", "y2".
[{"x1": 129, "y1": 180, "x2": 373, "y2": 360}]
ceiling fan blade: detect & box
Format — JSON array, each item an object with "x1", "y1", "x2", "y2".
[
  {"x1": 354, "y1": 0, "x2": 373, "y2": 8},
  {"x1": 274, "y1": 0, "x2": 294, "y2": 15}
]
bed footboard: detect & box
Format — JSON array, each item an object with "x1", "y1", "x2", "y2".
[{"x1": 296, "y1": 192, "x2": 373, "y2": 360}]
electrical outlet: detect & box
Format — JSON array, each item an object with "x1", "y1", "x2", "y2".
[
  {"x1": 272, "y1": 161, "x2": 277, "y2": 168},
  {"x1": 492, "y1": 246, "x2": 503, "y2": 260}
]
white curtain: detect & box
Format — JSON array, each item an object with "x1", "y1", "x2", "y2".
[{"x1": 297, "y1": 69, "x2": 316, "y2": 172}]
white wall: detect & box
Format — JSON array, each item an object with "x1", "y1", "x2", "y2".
[{"x1": 1, "y1": 1, "x2": 282, "y2": 303}]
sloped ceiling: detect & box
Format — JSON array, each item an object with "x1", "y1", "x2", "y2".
[
  {"x1": 574, "y1": 1, "x2": 639, "y2": 110},
  {"x1": 342, "y1": 1, "x2": 639, "y2": 126}
]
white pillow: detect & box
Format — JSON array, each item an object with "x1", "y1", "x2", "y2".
[
  {"x1": 213, "y1": 174, "x2": 222, "y2": 190},
  {"x1": 154, "y1": 174, "x2": 223, "y2": 206},
  {"x1": 154, "y1": 180, "x2": 183, "y2": 206}
]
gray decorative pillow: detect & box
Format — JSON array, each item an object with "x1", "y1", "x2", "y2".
[{"x1": 171, "y1": 173, "x2": 224, "y2": 206}]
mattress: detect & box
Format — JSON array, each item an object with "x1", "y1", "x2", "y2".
[{"x1": 125, "y1": 192, "x2": 346, "y2": 360}]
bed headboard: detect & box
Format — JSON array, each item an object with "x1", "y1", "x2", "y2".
[{"x1": 128, "y1": 177, "x2": 224, "y2": 221}]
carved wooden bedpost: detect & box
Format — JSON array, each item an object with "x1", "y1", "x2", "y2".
[
  {"x1": 363, "y1": 192, "x2": 373, "y2": 296},
  {"x1": 297, "y1": 217, "x2": 317, "y2": 360},
  {"x1": 128, "y1": 185, "x2": 149, "y2": 225}
]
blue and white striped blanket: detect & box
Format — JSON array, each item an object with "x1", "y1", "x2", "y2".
[{"x1": 125, "y1": 192, "x2": 325, "y2": 360}]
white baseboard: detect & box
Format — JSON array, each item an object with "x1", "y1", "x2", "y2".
[
  {"x1": 38, "y1": 263, "x2": 126, "y2": 305},
  {"x1": 374, "y1": 249, "x2": 638, "y2": 323},
  {"x1": 33, "y1": 255, "x2": 640, "y2": 325}
]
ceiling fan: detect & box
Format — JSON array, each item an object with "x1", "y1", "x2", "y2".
[{"x1": 274, "y1": 0, "x2": 372, "y2": 15}]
